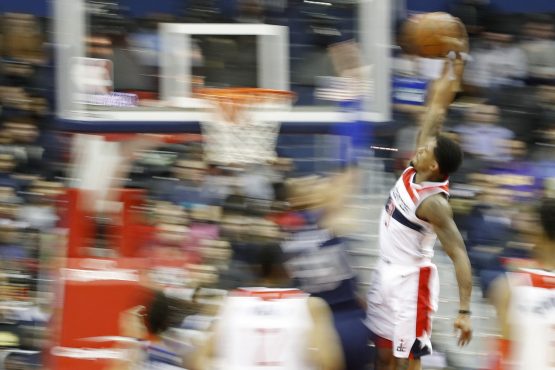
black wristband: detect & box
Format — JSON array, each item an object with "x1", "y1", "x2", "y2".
[{"x1": 458, "y1": 309, "x2": 471, "y2": 315}]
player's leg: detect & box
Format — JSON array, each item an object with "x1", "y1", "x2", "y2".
[
  {"x1": 395, "y1": 357, "x2": 421, "y2": 370},
  {"x1": 375, "y1": 346, "x2": 394, "y2": 370},
  {"x1": 392, "y1": 265, "x2": 439, "y2": 370},
  {"x1": 373, "y1": 335, "x2": 422, "y2": 370},
  {"x1": 366, "y1": 264, "x2": 396, "y2": 370}
]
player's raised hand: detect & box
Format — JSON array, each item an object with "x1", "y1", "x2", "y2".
[
  {"x1": 454, "y1": 313, "x2": 472, "y2": 346},
  {"x1": 440, "y1": 36, "x2": 469, "y2": 54}
]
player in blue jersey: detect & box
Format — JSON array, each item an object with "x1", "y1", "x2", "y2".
[{"x1": 282, "y1": 175, "x2": 372, "y2": 370}]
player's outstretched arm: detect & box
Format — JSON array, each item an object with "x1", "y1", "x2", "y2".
[
  {"x1": 416, "y1": 50, "x2": 465, "y2": 149},
  {"x1": 190, "y1": 331, "x2": 214, "y2": 370},
  {"x1": 487, "y1": 275, "x2": 514, "y2": 369},
  {"x1": 417, "y1": 195, "x2": 472, "y2": 346},
  {"x1": 307, "y1": 297, "x2": 346, "y2": 370},
  {"x1": 489, "y1": 276, "x2": 511, "y2": 340}
]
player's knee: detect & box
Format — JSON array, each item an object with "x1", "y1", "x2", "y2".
[
  {"x1": 395, "y1": 357, "x2": 421, "y2": 370},
  {"x1": 376, "y1": 348, "x2": 394, "y2": 369}
]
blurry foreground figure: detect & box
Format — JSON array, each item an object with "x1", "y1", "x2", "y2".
[
  {"x1": 488, "y1": 198, "x2": 555, "y2": 370},
  {"x1": 192, "y1": 234, "x2": 345, "y2": 370},
  {"x1": 284, "y1": 174, "x2": 373, "y2": 370}
]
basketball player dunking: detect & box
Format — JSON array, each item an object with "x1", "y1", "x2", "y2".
[
  {"x1": 365, "y1": 48, "x2": 473, "y2": 369},
  {"x1": 489, "y1": 198, "x2": 555, "y2": 370}
]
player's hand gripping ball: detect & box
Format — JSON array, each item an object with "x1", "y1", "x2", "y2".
[{"x1": 401, "y1": 12, "x2": 468, "y2": 58}]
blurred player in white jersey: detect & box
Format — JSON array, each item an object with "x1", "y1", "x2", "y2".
[
  {"x1": 365, "y1": 47, "x2": 473, "y2": 369},
  {"x1": 488, "y1": 198, "x2": 555, "y2": 370},
  {"x1": 192, "y1": 195, "x2": 345, "y2": 370}
]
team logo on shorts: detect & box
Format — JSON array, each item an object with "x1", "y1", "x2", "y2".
[{"x1": 396, "y1": 339, "x2": 407, "y2": 353}]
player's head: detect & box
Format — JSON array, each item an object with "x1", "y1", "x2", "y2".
[
  {"x1": 539, "y1": 197, "x2": 555, "y2": 244},
  {"x1": 144, "y1": 290, "x2": 171, "y2": 335},
  {"x1": 253, "y1": 243, "x2": 290, "y2": 286},
  {"x1": 413, "y1": 135, "x2": 463, "y2": 179}
]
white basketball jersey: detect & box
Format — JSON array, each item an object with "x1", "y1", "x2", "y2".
[
  {"x1": 507, "y1": 268, "x2": 555, "y2": 370},
  {"x1": 215, "y1": 288, "x2": 314, "y2": 370},
  {"x1": 380, "y1": 167, "x2": 449, "y2": 265}
]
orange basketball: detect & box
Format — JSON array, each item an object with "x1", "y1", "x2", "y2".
[{"x1": 400, "y1": 12, "x2": 468, "y2": 58}]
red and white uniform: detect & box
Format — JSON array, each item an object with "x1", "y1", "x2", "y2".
[
  {"x1": 214, "y1": 288, "x2": 315, "y2": 370},
  {"x1": 366, "y1": 166, "x2": 448, "y2": 358},
  {"x1": 502, "y1": 268, "x2": 555, "y2": 370}
]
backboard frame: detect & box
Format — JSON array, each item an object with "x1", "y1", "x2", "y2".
[{"x1": 53, "y1": 0, "x2": 391, "y2": 128}]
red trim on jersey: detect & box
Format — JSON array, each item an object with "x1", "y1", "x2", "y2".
[
  {"x1": 372, "y1": 335, "x2": 393, "y2": 349},
  {"x1": 372, "y1": 335, "x2": 415, "y2": 359},
  {"x1": 416, "y1": 267, "x2": 432, "y2": 337},
  {"x1": 488, "y1": 338, "x2": 512, "y2": 370},
  {"x1": 402, "y1": 168, "x2": 418, "y2": 204},
  {"x1": 416, "y1": 184, "x2": 449, "y2": 196},
  {"x1": 233, "y1": 288, "x2": 305, "y2": 300},
  {"x1": 526, "y1": 271, "x2": 555, "y2": 289}
]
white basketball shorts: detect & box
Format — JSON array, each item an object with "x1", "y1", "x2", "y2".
[{"x1": 365, "y1": 259, "x2": 439, "y2": 359}]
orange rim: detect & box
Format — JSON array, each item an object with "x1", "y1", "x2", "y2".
[
  {"x1": 196, "y1": 87, "x2": 295, "y2": 103},
  {"x1": 195, "y1": 88, "x2": 295, "y2": 123}
]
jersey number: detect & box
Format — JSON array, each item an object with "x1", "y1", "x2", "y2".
[{"x1": 254, "y1": 328, "x2": 286, "y2": 366}]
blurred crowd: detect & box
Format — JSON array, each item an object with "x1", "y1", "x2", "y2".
[{"x1": 0, "y1": 0, "x2": 553, "y2": 369}]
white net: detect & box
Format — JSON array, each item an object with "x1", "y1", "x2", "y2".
[{"x1": 200, "y1": 91, "x2": 292, "y2": 165}]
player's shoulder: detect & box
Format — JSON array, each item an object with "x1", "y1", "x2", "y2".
[
  {"x1": 509, "y1": 267, "x2": 555, "y2": 289},
  {"x1": 417, "y1": 193, "x2": 452, "y2": 222},
  {"x1": 306, "y1": 297, "x2": 333, "y2": 318},
  {"x1": 401, "y1": 165, "x2": 416, "y2": 176}
]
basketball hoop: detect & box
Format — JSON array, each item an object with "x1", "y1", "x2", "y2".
[{"x1": 196, "y1": 88, "x2": 295, "y2": 166}]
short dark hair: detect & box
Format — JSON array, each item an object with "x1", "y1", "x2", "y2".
[
  {"x1": 145, "y1": 291, "x2": 170, "y2": 335},
  {"x1": 434, "y1": 135, "x2": 463, "y2": 177},
  {"x1": 256, "y1": 243, "x2": 287, "y2": 279},
  {"x1": 539, "y1": 197, "x2": 555, "y2": 241}
]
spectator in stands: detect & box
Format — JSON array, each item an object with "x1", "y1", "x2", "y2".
[
  {"x1": 0, "y1": 155, "x2": 19, "y2": 191},
  {"x1": 463, "y1": 30, "x2": 527, "y2": 95},
  {"x1": 200, "y1": 165, "x2": 233, "y2": 206},
  {"x1": 530, "y1": 119, "x2": 555, "y2": 194},
  {"x1": 217, "y1": 193, "x2": 282, "y2": 289},
  {"x1": 16, "y1": 180, "x2": 62, "y2": 232},
  {"x1": 155, "y1": 159, "x2": 207, "y2": 207},
  {"x1": 235, "y1": 0, "x2": 265, "y2": 24},
  {"x1": 3, "y1": 119, "x2": 43, "y2": 175},
  {"x1": 239, "y1": 163, "x2": 281, "y2": 201},
  {"x1": 533, "y1": 85, "x2": 555, "y2": 160},
  {"x1": 2, "y1": 13, "x2": 44, "y2": 64},
  {"x1": 520, "y1": 15, "x2": 555, "y2": 83},
  {"x1": 454, "y1": 102, "x2": 514, "y2": 164},
  {"x1": 449, "y1": 0, "x2": 489, "y2": 38}
]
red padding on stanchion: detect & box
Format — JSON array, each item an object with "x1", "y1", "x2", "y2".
[
  {"x1": 63, "y1": 188, "x2": 95, "y2": 258},
  {"x1": 62, "y1": 188, "x2": 155, "y2": 259},
  {"x1": 115, "y1": 189, "x2": 155, "y2": 258},
  {"x1": 47, "y1": 258, "x2": 152, "y2": 370}
]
